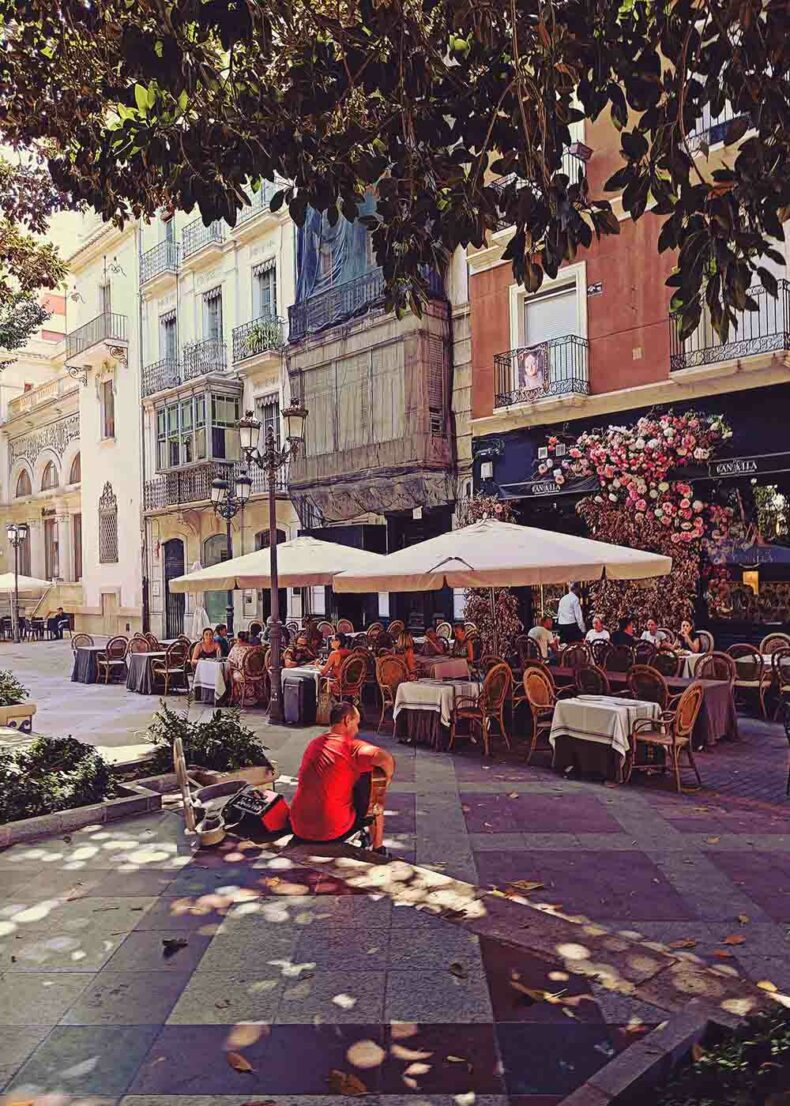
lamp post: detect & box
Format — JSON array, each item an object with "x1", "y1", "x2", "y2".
[
  {"x1": 210, "y1": 470, "x2": 252, "y2": 634},
  {"x1": 238, "y1": 401, "x2": 308, "y2": 723},
  {"x1": 6, "y1": 522, "x2": 29, "y2": 644}
]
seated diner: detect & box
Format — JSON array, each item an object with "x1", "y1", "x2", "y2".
[
  {"x1": 585, "y1": 615, "x2": 610, "y2": 644},
  {"x1": 192, "y1": 627, "x2": 223, "y2": 663},
  {"x1": 283, "y1": 632, "x2": 318, "y2": 668},
  {"x1": 528, "y1": 614, "x2": 558, "y2": 660},
  {"x1": 677, "y1": 617, "x2": 701, "y2": 653},
  {"x1": 421, "y1": 626, "x2": 447, "y2": 656},
  {"x1": 611, "y1": 616, "x2": 636, "y2": 647},
  {"x1": 449, "y1": 622, "x2": 474, "y2": 663},
  {"x1": 395, "y1": 630, "x2": 418, "y2": 676},
  {"x1": 641, "y1": 617, "x2": 670, "y2": 649}
]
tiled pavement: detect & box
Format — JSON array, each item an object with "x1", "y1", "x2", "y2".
[{"x1": 0, "y1": 641, "x2": 788, "y2": 1103}]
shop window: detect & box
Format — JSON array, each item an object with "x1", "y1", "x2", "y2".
[
  {"x1": 69, "y1": 453, "x2": 81, "y2": 484},
  {"x1": 41, "y1": 461, "x2": 59, "y2": 491},
  {"x1": 15, "y1": 470, "x2": 31, "y2": 497},
  {"x1": 100, "y1": 378, "x2": 115, "y2": 439},
  {"x1": 18, "y1": 533, "x2": 31, "y2": 576},
  {"x1": 44, "y1": 517, "x2": 59, "y2": 579},
  {"x1": 98, "y1": 482, "x2": 118, "y2": 563}
]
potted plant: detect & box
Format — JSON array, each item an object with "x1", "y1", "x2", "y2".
[
  {"x1": 0, "y1": 737, "x2": 117, "y2": 825},
  {"x1": 0, "y1": 670, "x2": 36, "y2": 732},
  {"x1": 144, "y1": 701, "x2": 276, "y2": 786}
]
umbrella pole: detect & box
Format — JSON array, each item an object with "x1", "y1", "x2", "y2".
[{"x1": 489, "y1": 587, "x2": 498, "y2": 656}]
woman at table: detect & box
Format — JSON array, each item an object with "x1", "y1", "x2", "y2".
[
  {"x1": 192, "y1": 627, "x2": 223, "y2": 664},
  {"x1": 677, "y1": 618, "x2": 702, "y2": 654},
  {"x1": 421, "y1": 627, "x2": 447, "y2": 657},
  {"x1": 284, "y1": 633, "x2": 318, "y2": 668},
  {"x1": 395, "y1": 630, "x2": 418, "y2": 677},
  {"x1": 449, "y1": 623, "x2": 474, "y2": 663},
  {"x1": 317, "y1": 632, "x2": 351, "y2": 691},
  {"x1": 227, "y1": 630, "x2": 253, "y2": 669},
  {"x1": 213, "y1": 624, "x2": 230, "y2": 657}
]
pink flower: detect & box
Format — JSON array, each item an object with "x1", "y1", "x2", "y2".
[
  {"x1": 636, "y1": 499, "x2": 647, "y2": 512},
  {"x1": 671, "y1": 533, "x2": 681, "y2": 543}
]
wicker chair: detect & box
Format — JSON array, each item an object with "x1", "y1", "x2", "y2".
[
  {"x1": 626, "y1": 664, "x2": 671, "y2": 709},
  {"x1": 435, "y1": 621, "x2": 452, "y2": 641},
  {"x1": 144, "y1": 632, "x2": 160, "y2": 649},
  {"x1": 367, "y1": 621, "x2": 384, "y2": 634},
  {"x1": 562, "y1": 642, "x2": 590, "y2": 669},
  {"x1": 759, "y1": 632, "x2": 790, "y2": 655},
  {"x1": 71, "y1": 632, "x2": 94, "y2": 651},
  {"x1": 658, "y1": 626, "x2": 678, "y2": 648},
  {"x1": 324, "y1": 652, "x2": 368, "y2": 714},
  {"x1": 464, "y1": 621, "x2": 478, "y2": 635},
  {"x1": 606, "y1": 644, "x2": 634, "y2": 673},
  {"x1": 317, "y1": 620, "x2": 335, "y2": 642},
  {"x1": 336, "y1": 618, "x2": 355, "y2": 634},
  {"x1": 574, "y1": 664, "x2": 610, "y2": 696},
  {"x1": 126, "y1": 637, "x2": 150, "y2": 655},
  {"x1": 696, "y1": 651, "x2": 736, "y2": 687},
  {"x1": 449, "y1": 662, "x2": 512, "y2": 757},
  {"x1": 285, "y1": 620, "x2": 300, "y2": 635},
  {"x1": 627, "y1": 682, "x2": 704, "y2": 793},
  {"x1": 589, "y1": 639, "x2": 613, "y2": 668},
  {"x1": 232, "y1": 646, "x2": 269, "y2": 706},
  {"x1": 770, "y1": 648, "x2": 790, "y2": 720},
  {"x1": 653, "y1": 650, "x2": 681, "y2": 678},
  {"x1": 514, "y1": 633, "x2": 542, "y2": 670},
  {"x1": 151, "y1": 640, "x2": 189, "y2": 696},
  {"x1": 375, "y1": 654, "x2": 410, "y2": 734},
  {"x1": 727, "y1": 643, "x2": 768, "y2": 717},
  {"x1": 476, "y1": 653, "x2": 505, "y2": 679},
  {"x1": 696, "y1": 630, "x2": 715, "y2": 654},
  {"x1": 387, "y1": 619, "x2": 405, "y2": 638},
  {"x1": 521, "y1": 666, "x2": 565, "y2": 764},
  {"x1": 97, "y1": 635, "x2": 128, "y2": 683},
  {"x1": 633, "y1": 640, "x2": 658, "y2": 666}
]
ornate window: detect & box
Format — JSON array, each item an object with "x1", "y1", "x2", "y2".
[
  {"x1": 69, "y1": 453, "x2": 81, "y2": 484},
  {"x1": 41, "y1": 461, "x2": 59, "y2": 491},
  {"x1": 15, "y1": 469, "x2": 31, "y2": 497},
  {"x1": 98, "y1": 482, "x2": 118, "y2": 563}
]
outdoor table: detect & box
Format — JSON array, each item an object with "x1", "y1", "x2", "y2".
[
  {"x1": 192, "y1": 658, "x2": 228, "y2": 705},
  {"x1": 282, "y1": 664, "x2": 321, "y2": 691},
  {"x1": 126, "y1": 650, "x2": 171, "y2": 695},
  {"x1": 71, "y1": 645, "x2": 107, "y2": 684},
  {"x1": 415, "y1": 656, "x2": 470, "y2": 680},
  {"x1": 550, "y1": 694, "x2": 662, "y2": 782},
  {"x1": 393, "y1": 678, "x2": 480, "y2": 750}
]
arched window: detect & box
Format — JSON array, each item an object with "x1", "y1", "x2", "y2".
[
  {"x1": 69, "y1": 453, "x2": 81, "y2": 484},
  {"x1": 41, "y1": 461, "x2": 58, "y2": 491},
  {"x1": 15, "y1": 470, "x2": 31, "y2": 497},
  {"x1": 98, "y1": 482, "x2": 118, "y2": 563}
]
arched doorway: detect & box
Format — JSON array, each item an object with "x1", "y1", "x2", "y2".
[
  {"x1": 163, "y1": 538, "x2": 185, "y2": 637},
  {"x1": 255, "y1": 529, "x2": 287, "y2": 623},
  {"x1": 203, "y1": 533, "x2": 230, "y2": 626}
]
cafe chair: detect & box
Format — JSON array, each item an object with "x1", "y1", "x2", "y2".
[
  {"x1": 727, "y1": 643, "x2": 768, "y2": 717},
  {"x1": 626, "y1": 664, "x2": 671, "y2": 709},
  {"x1": 367, "y1": 621, "x2": 384, "y2": 634},
  {"x1": 633, "y1": 640, "x2": 657, "y2": 666},
  {"x1": 521, "y1": 665, "x2": 571, "y2": 764},
  {"x1": 324, "y1": 652, "x2": 368, "y2": 716},
  {"x1": 449, "y1": 662, "x2": 512, "y2": 757},
  {"x1": 695, "y1": 651, "x2": 736, "y2": 687},
  {"x1": 435, "y1": 621, "x2": 452, "y2": 640},
  {"x1": 658, "y1": 626, "x2": 678, "y2": 648},
  {"x1": 317, "y1": 620, "x2": 335, "y2": 641},
  {"x1": 696, "y1": 630, "x2": 715, "y2": 654},
  {"x1": 589, "y1": 639, "x2": 612, "y2": 668},
  {"x1": 336, "y1": 618, "x2": 355, "y2": 634},
  {"x1": 653, "y1": 650, "x2": 681, "y2": 678},
  {"x1": 575, "y1": 664, "x2": 610, "y2": 696},
  {"x1": 606, "y1": 644, "x2": 634, "y2": 673},
  {"x1": 759, "y1": 632, "x2": 790, "y2": 656},
  {"x1": 627, "y1": 682, "x2": 704, "y2": 793},
  {"x1": 562, "y1": 642, "x2": 590, "y2": 669},
  {"x1": 375, "y1": 654, "x2": 410, "y2": 734},
  {"x1": 475, "y1": 653, "x2": 504, "y2": 680},
  {"x1": 387, "y1": 619, "x2": 405, "y2": 638},
  {"x1": 97, "y1": 635, "x2": 128, "y2": 684},
  {"x1": 152, "y1": 640, "x2": 190, "y2": 697},
  {"x1": 770, "y1": 648, "x2": 790, "y2": 720},
  {"x1": 71, "y1": 632, "x2": 94, "y2": 651},
  {"x1": 126, "y1": 637, "x2": 150, "y2": 655},
  {"x1": 514, "y1": 634, "x2": 541, "y2": 670},
  {"x1": 144, "y1": 632, "x2": 160, "y2": 649},
  {"x1": 285, "y1": 620, "x2": 300, "y2": 635},
  {"x1": 232, "y1": 646, "x2": 269, "y2": 707}
]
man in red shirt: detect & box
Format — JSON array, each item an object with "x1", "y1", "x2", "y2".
[{"x1": 289, "y1": 702, "x2": 395, "y2": 852}]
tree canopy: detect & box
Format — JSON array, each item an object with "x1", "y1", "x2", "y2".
[{"x1": 0, "y1": 0, "x2": 786, "y2": 339}]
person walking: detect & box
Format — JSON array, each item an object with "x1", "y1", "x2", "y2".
[{"x1": 557, "y1": 583, "x2": 585, "y2": 645}]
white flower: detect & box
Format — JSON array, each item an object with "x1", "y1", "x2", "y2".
[
  {"x1": 553, "y1": 468, "x2": 563, "y2": 480},
  {"x1": 608, "y1": 493, "x2": 617, "y2": 502},
  {"x1": 658, "y1": 481, "x2": 670, "y2": 492},
  {"x1": 649, "y1": 489, "x2": 659, "y2": 499},
  {"x1": 635, "y1": 438, "x2": 646, "y2": 449}
]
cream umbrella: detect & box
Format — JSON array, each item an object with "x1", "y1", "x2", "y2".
[{"x1": 0, "y1": 572, "x2": 51, "y2": 592}]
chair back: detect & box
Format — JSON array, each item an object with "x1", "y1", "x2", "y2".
[
  {"x1": 759, "y1": 632, "x2": 790, "y2": 655},
  {"x1": 144, "y1": 632, "x2": 160, "y2": 648},
  {"x1": 696, "y1": 651, "x2": 736, "y2": 685},
  {"x1": 658, "y1": 626, "x2": 678, "y2": 648},
  {"x1": 435, "y1": 620, "x2": 452, "y2": 640},
  {"x1": 481, "y1": 662, "x2": 512, "y2": 710},
  {"x1": 696, "y1": 630, "x2": 715, "y2": 654},
  {"x1": 673, "y1": 682, "x2": 704, "y2": 743},
  {"x1": 285, "y1": 620, "x2": 299, "y2": 634},
  {"x1": 166, "y1": 640, "x2": 190, "y2": 667},
  {"x1": 524, "y1": 666, "x2": 554, "y2": 710},
  {"x1": 633, "y1": 640, "x2": 657, "y2": 666},
  {"x1": 653, "y1": 650, "x2": 680, "y2": 677},
  {"x1": 606, "y1": 644, "x2": 634, "y2": 672},
  {"x1": 376, "y1": 654, "x2": 410, "y2": 699},
  {"x1": 627, "y1": 664, "x2": 669, "y2": 708},
  {"x1": 727, "y1": 643, "x2": 764, "y2": 682},
  {"x1": 126, "y1": 637, "x2": 150, "y2": 654},
  {"x1": 106, "y1": 635, "x2": 128, "y2": 659},
  {"x1": 479, "y1": 653, "x2": 505, "y2": 676},
  {"x1": 464, "y1": 621, "x2": 479, "y2": 635},
  {"x1": 387, "y1": 619, "x2": 405, "y2": 638},
  {"x1": 772, "y1": 647, "x2": 790, "y2": 688},
  {"x1": 336, "y1": 618, "x2": 355, "y2": 634},
  {"x1": 562, "y1": 642, "x2": 590, "y2": 669},
  {"x1": 575, "y1": 664, "x2": 610, "y2": 696},
  {"x1": 515, "y1": 634, "x2": 542, "y2": 665},
  {"x1": 317, "y1": 620, "x2": 335, "y2": 640},
  {"x1": 589, "y1": 639, "x2": 612, "y2": 668},
  {"x1": 241, "y1": 646, "x2": 267, "y2": 678},
  {"x1": 72, "y1": 632, "x2": 94, "y2": 651},
  {"x1": 339, "y1": 652, "x2": 367, "y2": 693},
  {"x1": 367, "y1": 621, "x2": 384, "y2": 634}
]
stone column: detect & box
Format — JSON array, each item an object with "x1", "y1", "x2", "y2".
[{"x1": 56, "y1": 513, "x2": 72, "y2": 581}]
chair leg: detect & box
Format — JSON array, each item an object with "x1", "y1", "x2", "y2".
[
  {"x1": 499, "y1": 709, "x2": 511, "y2": 750},
  {"x1": 672, "y1": 746, "x2": 682, "y2": 794},
  {"x1": 448, "y1": 716, "x2": 456, "y2": 751},
  {"x1": 376, "y1": 694, "x2": 386, "y2": 735},
  {"x1": 481, "y1": 716, "x2": 490, "y2": 757},
  {"x1": 526, "y1": 711, "x2": 537, "y2": 764},
  {"x1": 686, "y1": 744, "x2": 702, "y2": 788}
]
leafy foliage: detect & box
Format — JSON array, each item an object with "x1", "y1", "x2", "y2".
[
  {"x1": 458, "y1": 495, "x2": 523, "y2": 655},
  {"x1": 0, "y1": 736, "x2": 116, "y2": 824},
  {"x1": 0, "y1": 1, "x2": 786, "y2": 335},
  {"x1": 145, "y1": 701, "x2": 272, "y2": 774},
  {"x1": 0, "y1": 669, "x2": 29, "y2": 706}
]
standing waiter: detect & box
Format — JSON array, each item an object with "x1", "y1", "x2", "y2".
[{"x1": 557, "y1": 583, "x2": 585, "y2": 644}]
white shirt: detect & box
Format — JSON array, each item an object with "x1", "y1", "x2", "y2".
[
  {"x1": 557, "y1": 591, "x2": 585, "y2": 632},
  {"x1": 528, "y1": 625, "x2": 555, "y2": 659},
  {"x1": 641, "y1": 630, "x2": 667, "y2": 646},
  {"x1": 585, "y1": 628, "x2": 610, "y2": 643}
]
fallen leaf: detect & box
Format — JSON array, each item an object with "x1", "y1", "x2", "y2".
[
  {"x1": 391, "y1": 1044, "x2": 432, "y2": 1062},
  {"x1": 757, "y1": 980, "x2": 778, "y2": 993},
  {"x1": 668, "y1": 938, "x2": 698, "y2": 950},
  {"x1": 449, "y1": 961, "x2": 468, "y2": 979},
  {"x1": 713, "y1": 950, "x2": 733, "y2": 959},
  {"x1": 723, "y1": 934, "x2": 745, "y2": 946},
  {"x1": 506, "y1": 880, "x2": 545, "y2": 894},
  {"x1": 447, "y1": 1054, "x2": 468, "y2": 1063},
  {"x1": 737, "y1": 914, "x2": 750, "y2": 925},
  {"x1": 327, "y1": 1069, "x2": 368, "y2": 1096},
  {"x1": 240, "y1": 1101, "x2": 276, "y2": 1106},
  {"x1": 404, "y1": 1062, "x2": 431, "y2": 1076},
  {"x1": 508, "y1": 792, "x2": 519, "y2": 799},
  {"x1": 705, "y1": 837, "x2": 720, "y2": 845},
  {"x1": 691, "y1": 1043, "x2": 706, "y2": 1062},
  {"x1": 162, "y1": 937, "x2": 189, "y2": 958},
  {"x1": 227, "y1": 1051, "x2": 254, "y2": 1074}
]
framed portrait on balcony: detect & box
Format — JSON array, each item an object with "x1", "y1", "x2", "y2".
[{"x1": 515, "y1": 343, "x2": 548, "y2": 397}]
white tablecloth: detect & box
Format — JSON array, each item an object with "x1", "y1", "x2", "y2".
[
  {"x1": 415, "y1": 656, "x2": 470, "y2": 680},
  {"x1": 394, "y1": 679, "x2": 480, "y2": 727},
  {"x1": 680, "y1": 652, "x2": 773, "y2": 678},
  {"x1": 193, "y1": 658, "x2": 227, "y2": 701},
  {"x1": 549, "y1": 695, "x2": 661, "y2": 761}
]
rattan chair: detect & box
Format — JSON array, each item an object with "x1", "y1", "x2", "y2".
[
  {"x1": 589, "y1": 639, "x2": 613, "y2": 668},
  {"x1": 285, "y1": 620, "x2": 300, "y2": 635},
  {"x1": 633, "y1": 640, "x2": 658, "y2": 666},
  {"x1": 336, "y1": 618, "x2": 355, "y2": 634},
  {"x1": 627, "y1": 682, "x2": 704, "y2": 793},
  {"x1": 232, "y1": 646, "x2": 268, "y2": 706},
  {"x1": 323, "y1": 652, "x2": 368, "y2": 715},
  {"x1": 317, "y1": 620, "x2": 335, "y2": 641},
  {"x1": 760, "y1": 632, "x2": 790, "y2": 656},
  {"x1": 367, "y1": 621, "x2": 384, "y2": 634},
  {"x1": 695, "y1": 651, "x2": 736, "y2": 687},
  {"x1": 476, "y1": 653, "x2": 505, "y2": 678},
  {"x1": 606, "y1": 644, "x2": 634, "y2": 673},
  {"x1": 653, "y1": 650, "x2": 681, "y2": 678},
  {"x1": 375, "y1": 654, "x2": 410, "y2": 734},
  {"x1": 449, "y1": 662, "x2": 512, "y2": 757},
  {"x1": 727, "y1": 643, "x2": 768, "y2": 717},
  {"x1": 626, "y1": 664, "x2": 670, "y2": 709},
  {"x1": 71, "y1": 632, "x2": 94, "y2": 651},
  {"x1": 144, "y1": 632, "x2": 160, "y2": 649},
  {"x1": 514, "y1": 633, "x2": 542, "y2": 670},
  {"x1": 126, "y1": 637, "x2": 150, "y2": 655},
  {"x1": 151, "y1": 640, "x2": 189, "y2": 696},
  {"x1": 658, "y1": 626, "x2": 678, "y2": 648},
  {"x1": 521, "y1": 666, "x2": 564, "y2": 764},
  {"x1": 770, "y1": 648, "x2": 790, "y2": 720},
  {"x1": 464, "y1": 621, "x2": 479, "y2": 635},
  {"x1": 696, "y1": 630, "x2": 715, "y2": 654},
  {"x1": 97, "y1": 635, "x2": 128, "y2": 683},
  {"x1": 387, "y1": 619, "x2": 405, "y2": 638},
  {"x1": 435, "y1": 621, "x2": 452, "y2": 641},
  {"x1": 574, "y1": 664, "x2": 611, "y2": 696},
  {"x1": 562, "y1": 642, "x2": 590, "y2": 669}
]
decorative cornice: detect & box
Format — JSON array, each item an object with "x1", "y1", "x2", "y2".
[{"x1": 8, "y1": 414, "x2": 80, "y2": 470}]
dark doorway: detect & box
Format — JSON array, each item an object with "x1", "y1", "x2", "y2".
[
  {"x1": 255, "y1": 530, "x2": 287, "y2": 622},
  {"x1": 163, "y1": 538, "x2": 185, "y2": 636}
]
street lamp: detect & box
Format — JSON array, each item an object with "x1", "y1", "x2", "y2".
[
  {"x1": 210, "y1": 469, "x2": 252, "y2": 633},
  {"x1": 238, "y1": 400, "x2": 308, "y2": 723},
  {"x1": 6, "y1": 522, "x2": 29, "y2": 644}
]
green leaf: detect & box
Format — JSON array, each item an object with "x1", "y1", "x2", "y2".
[
  {"x1": 177, "y1": 89, "x2": 188, "y2": 113},
  {"x1": 134, "y1": 84, "x2": 148, "y2": 112}
]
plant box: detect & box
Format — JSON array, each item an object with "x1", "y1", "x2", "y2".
[
  {"x1": 0, "y1": 780, "x2": 163, "y2": 848},
  {"x1": 188, "y1": 762, "x2": 277, "y2": 788},
  {"x1": 0, "y1": 702, "x2": 36, "y2": 733}
]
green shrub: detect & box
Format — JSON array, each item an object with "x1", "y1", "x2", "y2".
[
  {"x1": 650, "y1": 1008, "x2": 790, "y2": 1106},
  {"x1": 145, "y1": 701, "x2": 272, "y2": 774},
  {"x1": 0, "y1": 736, "x2": 116, "y2": 824},
  {"x1": 0, "y1": 669, "x2": 29, "y2": 706}
]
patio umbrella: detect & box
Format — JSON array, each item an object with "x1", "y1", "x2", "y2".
[
  {"x1": 0, "y1": 573, "x2": 51, "y2": 592},
  {"x1": 168, "y1": 535, "x2": 387, "y2": 593}
]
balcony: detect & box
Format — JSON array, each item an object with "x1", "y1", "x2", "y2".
[
  {"x1": 7, "y1": 375, "x2": 78, "y2": 418},
  {"x1": 65, "y1": 312, "x2": 128, "y2": 365},
  {"x1": 493, "y1": 150, "x2": 587, "y2": 231},
  {"x1": 687, "y1": 102, "x2": 749, "y2": 153},
  {"x1": 182, "y1": 338, "x2": 228, "y2": 382},
  {"x1": 232, "y1": 316, "x2": 284, "y2": 363},
  {"x1": 142, "y1": 358, "x2": 181, "y2": 399},
  {"x1": 144, "y1": 460, "x2": 287, "y2": 511},
  {"x1": 289, "y1": 265, "x2": 445, "y2": 342},
  {"x1": 182, "y1": 218, "x2": 225, "y2": 260},
  {"x1": 494, "y1": 334, "x2": 590, "y2": 408},
  {"x1": 140, "y1": 240, "x2": 178, "y2": 287},
  {"x1": 236, "y1": 181, "x2": 279, "y2": 227},
  {"x1": 670, "y1": 279, "x2": 790, "y2": 371}
]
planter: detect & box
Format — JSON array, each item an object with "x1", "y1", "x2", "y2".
[
  {"x1": 188, "y1": 762, "x2": 277, "y2": 788},
  {"x1": 0, "y1": 702, "x2": 37, "y2": 733},
  {"x1": 0, "y1": 780, "x2": 163, "y2": 848}
]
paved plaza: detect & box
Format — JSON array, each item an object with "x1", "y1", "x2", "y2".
[{"x1": 0, "y1": 640, "x2": 788, "y2": 1104}]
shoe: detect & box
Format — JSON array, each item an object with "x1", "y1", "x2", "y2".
[{"x1": 371, "y1": 845, "x2": 389, "y2": 858}]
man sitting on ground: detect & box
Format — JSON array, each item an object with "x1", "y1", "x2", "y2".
[
  {"x1": 528, "y1": 614, "x2": 558, "y2": 660},
  {"x1": 289, "y1": 702, "x2": 395, "y2": 852}
]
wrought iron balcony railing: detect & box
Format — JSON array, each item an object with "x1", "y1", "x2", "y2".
[
  {"x1": 493, "y1": 151, "x2": 587, "y2": 230},
  {"x1": 288, "y1": 265, "x2": 445, "y2": 342},
  {"x1": 141, "y1": 358, "x2": 181, "y2": 398},
  {"x1": 182, "y1": 338, "x2": 228, "y2": 381},
  {"x1": 494, "y1": 334, "x2": 589, "y2": 408},
  {"x1": 65, "y1": 312, "x2": 128, "y2": 359},
  {"x1": 232, "y1": 315, "x2": 284, "y2": 362},
  {"x1": 236, "y1": 181, "x2": 279, "y2": 225},
  {"x1": 145, "y1": 460, "x2": 287, "y2": 510},
  {"x1": 670, "y1": 279, "x2": 790, "y2": 371},
  {"x1": 687, "y1": 102, "x2": 749, "y2": 152},
  {"x1": 140, "y1": 240, "x2": 179, "y2": 284},
  {"x1": 181, "y1": 218, "x2": 225, "y2": 259}
]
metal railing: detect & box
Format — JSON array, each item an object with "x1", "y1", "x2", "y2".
[
  {"x1": 144, "y1": 460, "x2": 287, "y2": 510},
  {"x1": 140, "y1": 240, "x2": 179, "y2": 284},
  {"x1": 494, "y1": 334, "x2": 590, "y2": 408},
  {"x1": 493, "y1": 151, "x2": 586, "y2": 230},
  {"x1": 236, "y1": 181, "x2": 279, "y2": 224},
  {"x1": 7, "y1": 376, "x2": 77, "y2": 416},
  {"x1": 670, "y1": 279, "x2": 790, "y2": 371},
  {"x1": 687, "y1": 102, "x2": 749, "y2": 152},
  {"x1": 65, "y1": 312, "x2": 128, "y2": 359},
  {"x1": 232, "y1": 315, "x2": 284, "y2": 362},
  {"x1": 181, "y1": 218, "x2": 225, "y2": 259},
  {"x1": 288, "y1": 265, "x2": 445, "y2": 342},
  {"x1": 182, "y1": 338, "x2": 228, "y2": 381},
  {"x1": 141, "y1": 358, "x2": 181, "y2": 398}
]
